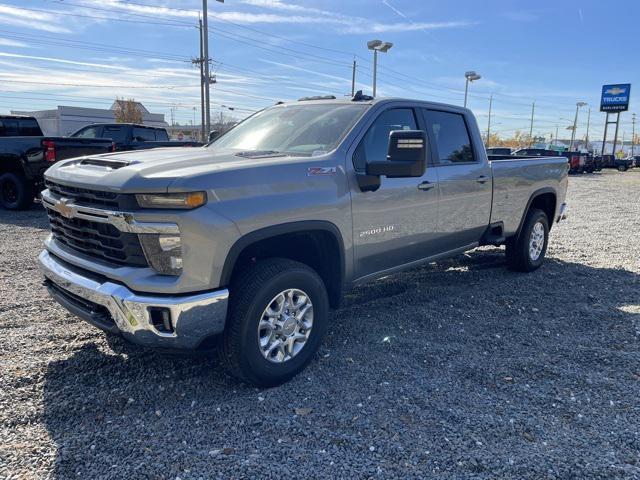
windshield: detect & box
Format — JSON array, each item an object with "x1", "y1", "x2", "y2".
[{"x1": 210, "y1": 103, "x2": 367, "y2": 156}]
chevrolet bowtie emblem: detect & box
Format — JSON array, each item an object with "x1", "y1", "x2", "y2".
[{"x1": 56, "y1": 198, "x2": 75, "y2": 219}]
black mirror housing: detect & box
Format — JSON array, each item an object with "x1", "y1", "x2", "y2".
[{"x1": 366, "y1": 130, "x2": 426, "y2": 178}]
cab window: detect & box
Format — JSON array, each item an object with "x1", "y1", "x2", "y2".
[
  {"x1": 424, "y1": 110, "x2": 475, "y2": 164},
  {"x1": 353, "y1": 108, "x2": 417, "y2": 171}
]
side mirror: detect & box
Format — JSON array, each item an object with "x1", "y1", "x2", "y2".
[
  {"x1": 366, "y1": 130, "x2": 426, "y2": 178},
  {"x1": 208, "y1": 130, "x2": 220, "y2": 142}
]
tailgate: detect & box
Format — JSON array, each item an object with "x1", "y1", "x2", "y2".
[{"x1": 48, "y1": 137, "x2": 114, "y2": 161}]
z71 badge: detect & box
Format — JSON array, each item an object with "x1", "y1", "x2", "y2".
[{"x1": 307, "y1": 167, "x2": 337, "y2": 176}]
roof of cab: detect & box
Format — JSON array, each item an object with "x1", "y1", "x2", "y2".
[{"x1": 273, "y1": 94, "x2": 471, "y2": 115}]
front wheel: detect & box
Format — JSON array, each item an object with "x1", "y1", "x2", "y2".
[
  {"x1": 220, "y1": 258, "x2": 329, "y2": 387},
  {"x1": 0, "y1": 172, "x2": 34, "y2": 210},
  {"x1": 505, "y1": 208, "x2": 549, "y2": 272}
]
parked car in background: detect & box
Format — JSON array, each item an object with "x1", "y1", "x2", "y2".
[
  {"x1": 560, "y1": 151, "x2": 587, "y2": 174},
  {"x1": 485, "y1": 147, "x2": 512, "y2": 155},
  {"x1": 71, "y1": 123, "x2": 203, "y2": 151},
  {"x1": 595, "y1": 154, "x2": 634, "y2": 171},
  {"x1": 633, "y1": 155, "x2": 640, "y2": 167},
  {"x1": 39, "y1": 95, "x2": 568, "y2": 386},
  {"x1": 0, "y1": 115, "x2": 114, "y2": 210}
]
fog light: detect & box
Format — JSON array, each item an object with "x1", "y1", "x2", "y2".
[
  {"x1": 148, "y1": 307, "x2": 174, "y2": 334},
  {"x1": 139, "y1": 234, "x2": 183, "y2": 276}
]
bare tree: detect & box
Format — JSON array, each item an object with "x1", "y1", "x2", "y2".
[{"x1": 114, "y1": 97, "x2": 143, "y2": 124}]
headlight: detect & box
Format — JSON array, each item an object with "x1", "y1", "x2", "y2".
[
  {"x1": 139, "y1": 234, "x2": 183, "y2": 276},
  {"x1": 136, "y1": 192, "x2": 206, "y2": 209}
]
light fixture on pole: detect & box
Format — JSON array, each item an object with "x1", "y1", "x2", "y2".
[
  {"x1": 367, "y1": 40, "x2": 393, "y2": 98},
  {"x1": 569, "y1": 101, "x2": 587, "y2": 151},
  {"x1": 464, "y1": 71, "x2": 481, "y2": 108}
]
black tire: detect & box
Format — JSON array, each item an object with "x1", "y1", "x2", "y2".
[
  {"x1": 505, "y1": 208, "x2": 549, "y2": 272},
  {"x1": 220, "y1": 258, "x2": 329, "y2": 387},
  {"x1": 617, "y1": 165, "x2": 627, "y2": 172},
  {"x1": 0, "y1": 172, "x2": 34, "y2": 210}
]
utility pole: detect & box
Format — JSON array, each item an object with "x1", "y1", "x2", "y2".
[
  {"x1": 632, "y1": 113, "x2": 636, "y2": 157},
  {"x1": 486, "y1": 94, "x2": 493, "y2": 145},
  {"x1": 528, "y1": 101, "x2": 535, "y2": 147},
  {"x1": 202, "y1": 0, "x2": 212, "y2": 136},
  {"x1": 198, "y1": 18, "x2": 205, "y2": 141},
  {"x1": 555, "y1": 125, "x2": 559, "y2": 145},
  {"x1": 351, "y1": 59, "x2": 357, "y2": 97}
]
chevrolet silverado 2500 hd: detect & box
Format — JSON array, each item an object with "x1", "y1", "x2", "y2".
[{"x1": 39, "y1": 94, "x2": 568, "y2": 387}]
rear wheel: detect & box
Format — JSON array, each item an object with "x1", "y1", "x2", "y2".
[
  {"x1": 618, "y1": 164, "x2": 627, "y2": 172},
  {"x1": 220, "y1": 258, "x2": 329, "y2": 387},
  {"x1": 505, "y1": 208, "x2": 549, "y2": 272},
  {"x1": 0, "y1": 172, "x2": 33, "y2": 210}
]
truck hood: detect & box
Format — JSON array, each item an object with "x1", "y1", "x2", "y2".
[{"x1": 44, "y1": 147, "x2": 317, "y2": 193}]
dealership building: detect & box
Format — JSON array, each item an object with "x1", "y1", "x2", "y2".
[{"x1": 11, "y1": 101, "x2": 168, "y2": 136}]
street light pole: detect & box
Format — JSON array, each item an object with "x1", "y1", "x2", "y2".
[
  {"x1": 528, "y1": 101, "x2": 535, "y2": 147},
  {"x1": 367, "y1": 40, "x2": 393, "y2": 98},
  {"x1": 585, "y1": 108, "x2": 591, "y2": 149},
  {"x1": 372, "y1": 49, "x2": 378, "y2": 97},
  {"x1": 463, "y1": 71, "x2": 481, "y2": 108},
  {"x1": 569, "y1": 101, "x2": 587, "y2": 151}
]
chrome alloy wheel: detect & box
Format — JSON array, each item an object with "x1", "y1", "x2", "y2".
[
  {"x1": 258, "y1": 289, "x2": 313, "y2": 363},
  {"x1": 529, "y1": 221, "x2": 545, "y2": 261}
]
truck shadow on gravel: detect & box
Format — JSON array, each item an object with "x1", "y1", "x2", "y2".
[
  {"x1": 0, "y1": 203, "x2": 49, "y2": 230},
  {"x1": 41, "y1": 251, "x2": 640, "y2": 479}
]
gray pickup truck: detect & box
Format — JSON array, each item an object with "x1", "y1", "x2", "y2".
[{"x1": 39, "y1": 94, "x2": 568, "y2": 386}]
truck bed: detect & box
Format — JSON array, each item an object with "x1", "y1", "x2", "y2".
[{"x1": 488, "y1": 155, "x2": 569, "y2": 236}]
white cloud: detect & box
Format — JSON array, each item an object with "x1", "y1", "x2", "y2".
[
  {"x1": 0, "y1": 38, "x2": 27, "y2": 48},
  {"x1": 345, "y1": 20, "x2": 476, "y2": 34},
  {"x1": 0, "y1": 4, "x2": 72, "y2": 33}
]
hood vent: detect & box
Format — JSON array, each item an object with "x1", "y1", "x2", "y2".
[{"x1": 80, "y1": 158, "x2": 132, "y2": 170}]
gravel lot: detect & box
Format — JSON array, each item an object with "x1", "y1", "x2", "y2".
[{"x1": 1, "y1": 170, "x2": 639, "y2": 480}]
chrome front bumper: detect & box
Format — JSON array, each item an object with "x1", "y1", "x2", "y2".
[{"x1": 39, "y1": 250, "x2": 229, "y2": 350}]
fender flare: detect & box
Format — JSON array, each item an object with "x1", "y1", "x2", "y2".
[
  {"x1": 514, "y1": 187, "x2": 557, "y2": 238},
  {"x1": 219, "y1": 220, "x2": 346, "y2": 288}
]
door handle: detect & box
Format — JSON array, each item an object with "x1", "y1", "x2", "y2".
[
  {"x1": 476, "y1": 175, "x2": 490, "y2": 184},
  {"x1": 417, "y1": 181, "x2": 435, "y2": 191}
]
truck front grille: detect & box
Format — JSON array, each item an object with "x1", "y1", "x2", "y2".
[
  {"x1": 45, "y1": 181, "x2": 126, "y2": 209},
  {"x1": 46, "y1": 208, "x2": 148, "y2": 267}
]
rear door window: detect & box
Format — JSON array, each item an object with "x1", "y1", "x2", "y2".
[
  {"x1": 423, "y1": 110, "x2": 475, "y2": 164},
  {"x1": 155, "y1": 129, "x2": 169, "y2": 141},
  {"x1": 133, "y1": 127, "x2": 156, "y2": 142},
  {"x1": 102, "y1": 126, "x2": 128, "y2": 144}
]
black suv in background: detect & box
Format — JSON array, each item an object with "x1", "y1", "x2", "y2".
[{"x1": 71, "y1": 123, "x2": 202, "y2": 151}]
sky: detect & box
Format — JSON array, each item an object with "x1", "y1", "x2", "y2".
[{"x1": 0, "y1": 0, "x2": 638, "y2": 141}]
